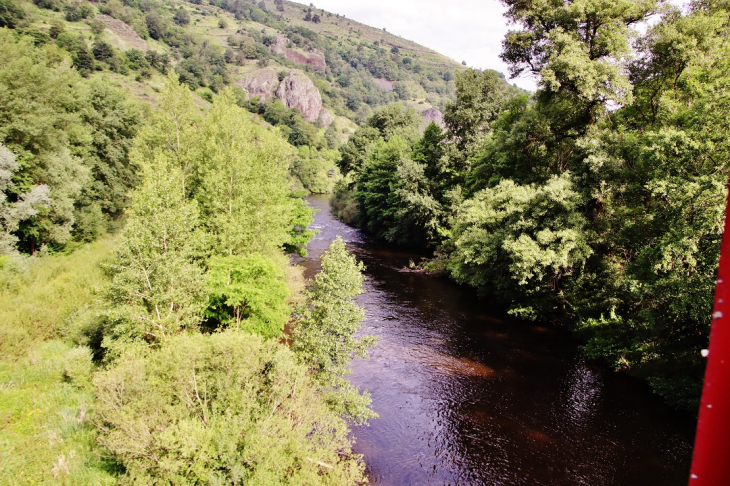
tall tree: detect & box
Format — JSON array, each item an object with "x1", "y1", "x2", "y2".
[
  {"x1": 443, "y1": 69, "x2": 511, "y2": 156},
  {"x1": 293, "y1": 237, "x2": 377, "y2": 423},
  {"x1": 196, "y1": 90, "x2": 295, "y2": 257},
  {"x1": 0, "y1": 30, "x2": 90, "y2": 251},
  {"x1": 338, "y1": 103, "x2": 420, "y2": 177},
  {"x1": 500, "y1": 0, "x2": 660, "y2": 110},
  {"x1": 132, "y1": 75, "x2": 200, "y2": 196},
  {"x1": 0, "y1": 144, "x2": 50, "y2": 255},
  {"x1": 102, "y1": 156, "x2": 206, "y2": 350}
]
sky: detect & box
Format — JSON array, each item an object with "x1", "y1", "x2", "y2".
[{"x1": 308, "y1": 0, "x2": 691, "y2": 92}]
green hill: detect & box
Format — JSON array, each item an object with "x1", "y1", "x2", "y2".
[{"x1": 7, "y1": 0, "x2": 471, "y2": 129}]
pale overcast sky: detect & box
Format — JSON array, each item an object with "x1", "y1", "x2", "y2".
[{"x1": 309, "y1": 0, "x2": 691, "y2": 92}]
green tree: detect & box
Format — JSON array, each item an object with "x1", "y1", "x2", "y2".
[
  {"x1": 74, "y1": 78, "x2": 142, "y2": 240},
  {"x1": 196, "y1": 91, "x2": 297, "y2": 257},
  {"x1": 173, "y1": 6, "x2": 190, "y2": 26},
  {"x1": 91, "y1": 39, "x2": 114, "y2": 62},
  {"x1": 284, "y1": 196, "x2": 317, "y2": 256},
  {"x1": 102, "y1": 157, "x2": 205, "y2": 349},
  {"x1": 443, "y1": 69, "x2": 511, "y2": 156},
  {"x1": 0, "y1": 30, "x2": 91, "y2": 251},
  {"x1": 0, "y1": 144, "x2": 50, "y2": 255},
  {"x1": 338, "y1": 102, "x2": 420, "y2": 176},
  {"x1": 354, "y1": 137, "x2": 407, "y2": 240},
  {"x1": 132, "y1": 75, "x2": 200, "y2": 195},
  {"x1": 448, "y1": 173, "x2": 592, "y2": 320},
  {"x1": 293, "y1": 237, "x2": 377, "y2": 423},
  {"x1": 569, "y1": 0, "x2": 730, "y2": 410},
  {"x1": 0, "y1": 0, "x2": 24, "y2": 28},
  {"x1": 500, "y1": 0, "x2": 659, "y2": 109}
]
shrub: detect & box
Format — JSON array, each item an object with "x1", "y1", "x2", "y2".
[{"x1": 94, "y1": 331, "x2": 366, "y2": 485}]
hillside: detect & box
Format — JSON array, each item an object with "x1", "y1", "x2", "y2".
[
  {"x1": 0, "y1": 0, "x2": 492, "y2": 197},
  {"x1": 7, "y1": 0, "x2": 471, "y2": 131}
]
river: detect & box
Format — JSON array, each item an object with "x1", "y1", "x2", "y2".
[{"x1": 299, "y1": 195, "x2": 695, "y2": 486}]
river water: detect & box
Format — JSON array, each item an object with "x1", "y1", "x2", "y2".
[{"x1": 300, "y1": 195, "x2": 695, "y2": 486}]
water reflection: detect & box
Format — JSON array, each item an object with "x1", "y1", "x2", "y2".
[{"x1": 301, "y1": 195, "x2": 694, "y2": 486}]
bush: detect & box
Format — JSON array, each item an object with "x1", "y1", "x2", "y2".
[
  {"x1": 94, "y1": 331, "x2": 366, "y2": 485},
  {"x1": 64, "y1": 0, "x2": 94, "y2": 22},
  {"x1": 0, "y1": 0, "x2": 24, "y2": 28}
]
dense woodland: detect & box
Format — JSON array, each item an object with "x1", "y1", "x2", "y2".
[
  {"x1": 0, "y1": 0, "x2": 727, "y2": 482},
  {"x1": 334, "y1": 0, "x2": 730, "y2": 413}
]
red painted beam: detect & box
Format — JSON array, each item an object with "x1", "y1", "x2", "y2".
[{"x1": 689, "y1": 176, "x2": 730, "y2": 485}]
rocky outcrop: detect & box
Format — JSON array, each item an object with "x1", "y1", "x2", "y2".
[
  {"x1": 236, "y1": 68, "x2": 280, "y2": 100},
  {"x1": 420, "y1": 108, "x2": 445, "y2": 129},
  {"x1": 269, "y1": 35, "x2": 327, "y2": 74},
  {"x1": 269, "y1": 35, "x2": 289, "y2": 57},
  {"x1": 276, "y1": 71, "x2": 326, "y2": 124},
  {"x1": 318, "y1": 109, "x2": 333, "y2": 128},
  {"x1": 236, "y1": 69, "x2": 333, "y2": 127}
]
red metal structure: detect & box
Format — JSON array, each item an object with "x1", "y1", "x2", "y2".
[{"x1": 688, "y1": 179, "x2": 730, "y2": 485}]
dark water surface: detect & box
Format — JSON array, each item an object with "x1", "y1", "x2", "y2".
[{"x1": 300, "y1": 195, "x2": 695, "y2": 486}]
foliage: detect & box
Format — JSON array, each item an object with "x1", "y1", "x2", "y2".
[
  {"x1": 330, "y1": 179, "x2": 359, "y2": 226},
  {"x1": 448, "y1": 173, "x2": 592, "y2": 319},
  {"x1": 330, "y1": 0, "x2": 730, "y2": 411},
  {"x1": 285, "y1": 195, "x2": 317, "y2": 256},
  {"x1": 205, "y1": 253, "x2": 290, "y2": 337},
  {"x1": 354, "y1": 136, "x2": 410, "y2": 242},
  {"x1": 443, "y1": 69, "x2": 512, "y2": 156},
  {"x1": 196, "y1": 91, "x2": 296, "y2": 257},
  {"x1": 339, "y1": 102, "x2": 420, "y2": 176},
  {"x1": 0, "y1": 31, "x2": 140, "y2": 253},
  {"x1": 0, "y1": 30, "x2": 90, "y2": 251},
  {"x1": 0, "y1": 144, "x2": 50, "y2": 255},
  {"x1": 0, "y1": 0, "x2": 24, "y2": 28},
  {"x1": 94, "y1": 331, "x2": 367, "y2": 485},
  {"x1": 293, "y1": 237, "x2": 377, "y2": 423},
  {"x1": 101, "y1": 158, "x2": 206, "y2": 349},
  {"x1": 567, "y1": 0, "x2": 730, "y2": 410},
  {"x1": 500, "y1": 0, "x2": 658, "y2": 108}
]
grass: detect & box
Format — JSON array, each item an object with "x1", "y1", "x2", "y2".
[
  {"x1": 0, "y1": 238, "x2": 114, "y2": 361},
  {"x1": 0, "y1": 341, "x2": 117, "y2": 485}
]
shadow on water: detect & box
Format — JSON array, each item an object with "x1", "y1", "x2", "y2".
[{"x1": 300, "y1": 195, "x2": 695, "y2": 486}]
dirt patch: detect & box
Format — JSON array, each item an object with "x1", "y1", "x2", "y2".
[
  {"x1": 376, "y1": 78, "x2": 394, "y2": 91},
  {"x1": 97, "y1": 14, "x2": 150, "y2": 52}
]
